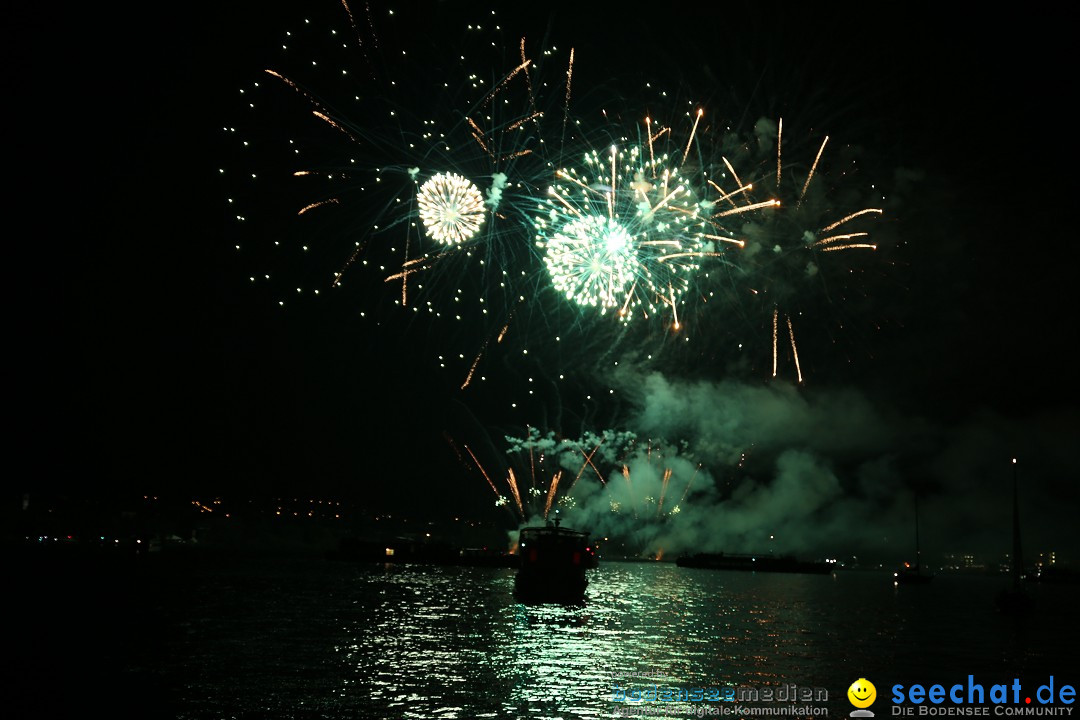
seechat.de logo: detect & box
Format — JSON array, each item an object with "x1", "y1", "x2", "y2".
[{"x1": 891, "y1": 676, "x2": 1076, "y2": 715}]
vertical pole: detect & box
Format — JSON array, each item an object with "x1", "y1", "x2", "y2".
[{"x1": 1012, "y1": 459, "x2": 1023, "y2": 588}]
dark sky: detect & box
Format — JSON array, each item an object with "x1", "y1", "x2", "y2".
[{"x1": 17, "y1": 2, "x2": 1077, "y2": 547}]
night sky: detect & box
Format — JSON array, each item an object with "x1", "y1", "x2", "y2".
[{"x1": 17, "y1": 2, "x2": 1077, "y2": 558}]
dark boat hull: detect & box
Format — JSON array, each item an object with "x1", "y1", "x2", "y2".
[{"x1": 514, "y1": 523, "x2": 594, "y2": 604}]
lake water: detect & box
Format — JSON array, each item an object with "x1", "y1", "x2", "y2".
[{"x1": 15, "y1": 552, "x2": 1077, "y2": 719}]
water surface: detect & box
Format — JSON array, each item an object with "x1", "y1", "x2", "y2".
[{"x1": 18, "y1": 552, "x2": 1075, "y2": 719}]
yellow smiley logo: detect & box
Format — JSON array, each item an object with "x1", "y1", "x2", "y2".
[{"x1": 848, "y1": 678, "x2": 877, "y2": 708}]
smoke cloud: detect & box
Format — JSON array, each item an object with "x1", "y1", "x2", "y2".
[{"x1": 518, "y1": 370, "x2": 1078, "y2": 566}]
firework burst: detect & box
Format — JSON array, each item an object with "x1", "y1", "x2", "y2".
[
  {"x1": 227, "y1": 2, "x2": 893, "y2": 420},
  {"x1": 540, "y1": 214, "x2": 636, "y2": 312},
  {"x1": 534, "y1": 145, "x2": 711, "y2": 323},
  {"x1": 416, "y1": 172, "x2": 487, "y2": 245}
]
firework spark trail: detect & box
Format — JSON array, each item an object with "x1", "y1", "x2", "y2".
[
  {"x1": 467, "y1": 118, "x2": 494, "y2": 158},
  {"x1": 479, "y1": 58, "x2": 532, "y2": 108},
  {"x1": 798, "y1": 135, "x2": 829, "y2": 206},
  {"x1": 772, "y1": 306, "x2": 779, "y2": 377},
  {"x1": 669, "y1": 284, "x2": 680, "y2": 330},
  {"x1": 507, "y1": 468, "x2": 525, "y2": 518},
  {"x1": 264, "y1": 69, "x2": 326, "y2": 112},
  {"x1": 681, "y1": 108, "x2": 703, "y2": 166},
  {"x1": 777, "y1": 117, "x2": 783, "y2": 184},
  {"x1": 471, "y1": 136, "x2": 492, "y2": 157},
  {"x1": 646, "y1": 117, "x2": 655, "y2": 173},
  {"x1": 401, "y1": 215, "x2": 410, "y2": 305},
  {"x1": 337, "y1": 0, "x2": 378, "y2": 49},
  {"x1": 568, "y1": 441, "x2": 605, "y2": 493},
  {"x1": 543, "y1": 471, "x2": 562, "y2": 519},
  {"x1": 648, "y1": 184, "x2": 686, "y2": 216},
  {"x1": 786, "y1": 315, "x2": 803, "y2": 383},
  {"x1": 618, "y1": 280, "x2": 637, "y2": 319},
  {"x1": 583, "y1": 447, "x2": 607, "y2": 485},
  {"x1": 333, "y1": 0, "x2": 374, "y2": 75},
  {"x1": 297, "y1": 198, "x2": 340, "y2": 215},
  {"x1": 657, "y1": 467, "x2": 672, "y2": 516},
  {"x1": 712, "y1": 198, "x2": 780, "y2": 218},
  {"x1": 812, "y1": 232, "x2": 869, "y2": 247},
  {"x1": 339, "y1": 0, "x2": 360, "y2": 39},
  {"x1": 608, "y1": 147, "x2": 617, "y2": 219},
  {"x1": 667, "y1": 205, "x2": 702, "y2": 219},
  {"x1": 519, "y1": 37, "x2": 536, "y2": 109},
  {"x1": 821, "y1": 243, "x2": 876, "y2": 252},
  {"x1": 384, "y1": 249, "x2": 451, "y2": 281},
  {"x1": 464, "y1": 444, "x2": 500, "y2": 497},
  {"x1": 561, "y1": 48, "x2": 574, "y2": 152},
  {"x1": 721, "y1": 157, "x2": 746, "y2": 197},
  {"x1": 548, "y1": 186, "x2": 586, "y2": 217},
  {"x1": 707, "y1": 179, "x2": 754, "y2": 208},
  {"x1": 401, "y1": 252, "x2": 448, "y2": 269},
  {"x1": 466, "y1": 118, "x2": 484, "y2": 138},
  {"x1": 312, "y1": 110, "x2": 356, "y2": 140},
  {"x1": 821, "y1": 208, "x2": 883, "y2": 232},
  {"x1": 657, "y1": 251, "x2": 728, "y2": 264},
  {"x1": 568, "y1": 455, "x2": 590, "y2": 495},
  {"x1": 679, "y1": 463, "x2": 702, "y2": 504},
  {"x1": 554, "y1": 169, "x2": 603, "y2": 197},
  {"x1": 362, "y1": 2, "x2": 378, "y2": 47},
  {"x1": 700, "y1": 235, "x2": 745, "y2": 248},
  {"x1": 648, "y1": 121, "x2": 671, "y2": 179},
  {"x1": 461, "y1": 342, "x2": 486, "y2": 389},
  {"x1": 333, "y1": 243, "x2": 366, "y2": 287},
  {"x1": 384, "y1": 266, "x2": 429, "y2": 282},
  {"x1": 498, "y1": 149, "x2": 533, "y2": 162},
  {"x1": 507, "y1": 111, "x2": 543, "y2": 131},
  {"x1": 529, "y1": 440, "x2": 537, "y2": 493}
]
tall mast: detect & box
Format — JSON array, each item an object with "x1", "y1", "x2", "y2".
[
  {"x1": 1012, "y1": 458, "x2": 1023, "y2": 588},
  {"x1": 914, "y1": 493, "x2": 921, "y2": 572}
]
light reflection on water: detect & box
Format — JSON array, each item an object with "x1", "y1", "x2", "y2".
[{"x1": 157, "y1": 556, "x2": 1074, "y2": 719}]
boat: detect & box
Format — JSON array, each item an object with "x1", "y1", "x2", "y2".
[
  {"x1": 676, "y1": 552, "x2": 833, "y2": 575},
  {"x1": 514, "y1": 519, "x2": 596, "y2": 603},
  {"x1": 894, "y1": 493, "x2": 934, "y2": 585},
  {"x1": 996, "y1": 459, "x2": 1033, "y2": 613}
]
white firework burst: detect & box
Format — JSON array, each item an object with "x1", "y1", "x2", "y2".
[
  {"x1": 417, "y1": 172, "x2": 486, "y2": 245},
  {"x1": 543, "y1": 214, "x2": 637, "y2": 313}
]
